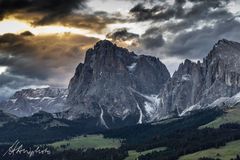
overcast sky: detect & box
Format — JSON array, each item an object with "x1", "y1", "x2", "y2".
[{"x1": 0, "y1": 0, "x2": 240, "y2": 99}]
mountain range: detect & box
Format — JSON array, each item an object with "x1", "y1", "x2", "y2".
[
  {"x1": 1, "y1": 39, "x2": 240, "y2": 129},
  {"x1": 0, "y1": 88, "x2": 68, "y2": 117}
]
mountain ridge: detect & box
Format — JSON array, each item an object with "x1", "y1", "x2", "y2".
[
  {"x1": 0, "y1": 87, "x2": 68, "y2": 117},
  {"x1": 1, "y1": 39, "x2": 240, "y2": 129},
  {"x1": 159, "y1": 38, "x2": 240, "y2": 117}
]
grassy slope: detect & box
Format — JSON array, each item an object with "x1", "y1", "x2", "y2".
[
  {"x1": 49, "y1": 134, "x2": 121, "y2": 150},
  {"x1": 200, "y1": 108, "x2": 240, "y2": 128},
  {"x1": 124, "y1": 147, "x2": 167, "y2": 160},
  {"x1": 179, "y1": 140, "x2": 240, "y2": 160}
]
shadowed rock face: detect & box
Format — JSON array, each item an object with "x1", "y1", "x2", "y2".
[
  {"x1": 66, "y1": 40, "x2": 170, "y2": 128},
  {"x1": 159, "y1": 39, "x2": 240, "y2": 117}
]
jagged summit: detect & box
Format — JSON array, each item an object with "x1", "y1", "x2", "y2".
[
  {"x1": 205, "y1": 38, "x2": 240, "y2": 74},
  {"x1": 216, "y1": 38, "x2": 238, "y2": 45},
  {"x1": 85, "y1": 39, "x2": 137, "y2": 61},
  {"x1": 181, "y1": 59, "x2": 195, "y2": 68},
  {"x1": 212, "y1": 38, "x2": 240, "y2": 52},
  {"x1": 94, "y1": 39, "x2": 115, "y2": 48},
  {"x1": 217, "y1": 38, "x2": 231, "y2": 44}
]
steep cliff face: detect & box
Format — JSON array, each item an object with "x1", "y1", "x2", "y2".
[
  {"x1": 66, "y1": 40, "x2": 170, "y2": 127},
  {"x1": 0, "y1": 88, "x2": 68, "y2": 117},
  {"x1": 159, "y1": 39, "x2": 240, "y2": 117}
]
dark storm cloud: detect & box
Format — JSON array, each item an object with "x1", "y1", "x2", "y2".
[
  {"x1": 44, "y1": 11, "x2": 127, "y2": 33},
  {"x1": 165, "y1": 18, "x2": 240, "y2": 59},
  {"x1": 106, "y1": 28, "x2": 139, "y2": 41},
  {"x1": 129, "y1": 3, "x2": 175, "y2": 21},
  {"x1": 0, "y1": 73, "x2": 38, "y2": 90},
  {"x1": 129, "y1": 0, "x2": 238, "y2": 56},
  {"x1": 0, "y1": 0, "x2": 126, "y2": 32},
  {"x1": 0, "y1": 32, "x2": 99, "y2": 85},
  {"x1": 184, "y1": 0, "x2": 230, "y2": 20},
  {"x1": 140, "y1": 27, "x2": 165, "y2": 49},
  {"x1": 130, "y1": 0, "x2": 230, "y2": 22},
  {"x1": 0, "y1": 72, "x2": 46, "y2": 99},
  {"x1": 157, "y1": 9, "x2": 233, "y2": 34},
  {"x1": 0, "y1": 0, "x2": 86, "y2": 21},
  {"x1": 129, "y1": 0, "x2": 185, "y2": 22}
]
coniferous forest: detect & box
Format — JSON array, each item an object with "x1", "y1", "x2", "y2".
[{"x1": 1, "y1": 109, "x2": 240, "y2": 160}]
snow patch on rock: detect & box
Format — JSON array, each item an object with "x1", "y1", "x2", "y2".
[
  {"x1": 207, "y1": 97, "x2": 229, "y2": 108},
  {"x1": 99, "y1": 106, "x2": 109, "y2": 129},
  {"x1": 130, "y1": 88, "x2": 162, "y2": 122},
  {"x1": 180, "y1": 92, "x2": 240, "y2": 116},
  {"x1": 136, "y1": 102, "x2": 143, "y2": 124},
  {"x1": 26, "y1": 96, "x2": 41, "y2": 100},
  {"x1": 179, "y1": 104, "x2": 202, "y2": 116},
  {"x1": 127, "y1": 62, "x2": 137, "y2": 71},
  {"x1": 122, "y1": 108, "x2": 130, "y2": 120},
  {"x1": 181, "y1": 74, "x2": 191, "y2": 81},
  {"x1": 208, "y1": 92, "x2": 240, "y2": 109},
  {"x1": 226, "y1": 92, "x2": 240, "y2": 107},
  {"x1": 10, "y1": 99, "x2": 17, "y2": 104}
]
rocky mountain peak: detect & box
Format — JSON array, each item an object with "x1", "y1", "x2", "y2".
[
  {"x1": 92, "y1": 40, "x2": 135, "y2": 54},
  {"x1": 216, "y1": 38, "x2": 240, "y2": 46},
  {"x1": 217, "y1": 38, "x2": 231, "y2": 44},
  {"x1": 204, "y1": 38, "x2": 240, "y2": 75},
  {"x1": 84, "y1": 39, "x2": 136, "y2": 62},
  {"x1": 211, "y1": 38, "x2": 240, "y2": 55},
  {"x1": 159, "y1": 39, "x2": 240, "y2": 118},
  {"x1": 180, "y1": 59, "x2": 195, "y2": 69},
  {"x1": 66, "y1": 40, "x2": 170, "y2": 127},
  {"x1": 94, "y1": 40, "x2": 115, "y2": 48}
]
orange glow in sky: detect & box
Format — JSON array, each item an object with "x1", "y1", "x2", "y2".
[{"x1": 0, "y1": 19, "x2": 105, "y2": 39}]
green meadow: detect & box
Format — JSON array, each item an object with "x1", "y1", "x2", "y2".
[
  {"x1": 200, "y1": 108, "x2": 240, "y2": 129},
  {"x1": 124, "y1": 147, "x2": 167, "y2": 160},
  {"x1": 179, "y1": 140, "x2": 240, "y2": 160},
  {"x1": 49, "y1": 134, "x2": 121, "y2": 151}
]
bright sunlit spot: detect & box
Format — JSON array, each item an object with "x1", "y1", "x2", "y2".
[
  {"x1": 0, "y1": 19, "x2": 31, "y2": 34},
  {"x1": 0, "y1": 66, "x2": 7, "y2": 74},
  {"x1": 0, "y1": 19, "x2": 105, "y2": 39}
]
